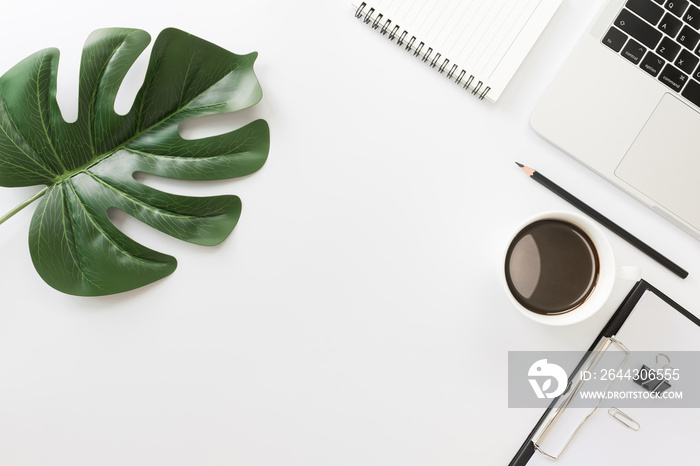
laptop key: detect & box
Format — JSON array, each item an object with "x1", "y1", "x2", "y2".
[
  {"x1": 657, "y1": 36, "x2": 683, "y2": 59},
  {"x1": 641, "y1": 51, "x2": 667, "y2": 75},
  {"x1": 659, "y1": 62, "x2": 690, "y2": 90},
  {"x1": 603, "y1": 27, "x2": 629, "y2": 52},
  {"x1": 675, "y1": 48, "x2": 700, "y2": 71},
  {"x1": 677, "y1": 25, "x2": 700, "y2": 48},
  {"x1": 615, "y1": 9, "x2": 663, "y2": 48},
  {"x1": 680, "y1": 78, "x2": 700, "y2": 106},
  {"x1": 665, "y1": 0, "x2": 690, "y2": 17},
  {"x1": 659, "y1": 12, "x2": 684, "y2": 36},
  {"x1": 623, "y1": 39, "x2": 648, "y2": 63},
  {"x1": 683, "y1": 5, "x2": 700, "y2": 28},
  {"x1": 627, "y1": 0, "x2": 665, "y2": 24}
]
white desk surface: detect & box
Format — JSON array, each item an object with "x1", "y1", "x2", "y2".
[{"x1": 0, "y1": 1, "x2": 698, "y2": 465}]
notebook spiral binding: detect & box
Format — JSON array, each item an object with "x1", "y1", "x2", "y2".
[{"x1": 355, "y1": 2, "x2": 490, "y2": 100}]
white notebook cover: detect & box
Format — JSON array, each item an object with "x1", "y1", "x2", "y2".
[{"x1": 353, "y1": 0, "x2": 562, "y2": 102}]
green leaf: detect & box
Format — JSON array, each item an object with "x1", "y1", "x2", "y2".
[{"x1": 0, "y1": 28, "x2": 269, "y2": 296}]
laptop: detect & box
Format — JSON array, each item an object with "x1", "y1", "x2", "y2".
[{"x1": 531, "y1": 0, "x2": 700, "y2": 240}]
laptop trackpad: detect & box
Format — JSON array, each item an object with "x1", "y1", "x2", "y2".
[{"x1": 615, "y1": 94, "x2": 700, "y2": 230}]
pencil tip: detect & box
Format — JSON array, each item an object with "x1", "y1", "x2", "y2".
[{"x1": 516, "y1": 163, "x2": 536, "y2": 177}]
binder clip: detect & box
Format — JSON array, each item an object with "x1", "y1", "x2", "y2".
[
  {"x1": 633, "y1": 365, "x2": 671, "y2": 393},
  {"x1": 633, "y1": 353, "x2": 673, "y2": 393}
]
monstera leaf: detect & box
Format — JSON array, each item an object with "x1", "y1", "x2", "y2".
[{"x1": 0, "y1": 28, "x2": 269, "y2": 296}]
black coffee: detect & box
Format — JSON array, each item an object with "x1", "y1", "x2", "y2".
[{"x1": 505, "y1": 220, "x2": 600, "y2": 315}]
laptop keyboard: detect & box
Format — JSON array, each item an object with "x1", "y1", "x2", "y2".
[{"x1": 603, "y1": 0, "x2": 700, "y2": 108}]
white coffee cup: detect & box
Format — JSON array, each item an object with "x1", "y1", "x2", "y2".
[{"x1": 502, "y1": 211, "x2": 640, "y2": 326}]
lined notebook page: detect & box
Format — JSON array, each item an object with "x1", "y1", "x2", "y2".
[{"x1": 355, "y1": 0, "x2": 561, "y2": 102}]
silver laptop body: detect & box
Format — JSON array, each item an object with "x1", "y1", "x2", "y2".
[{"x1": 531, "y1": 0, "x2": 700, "y2": 239}]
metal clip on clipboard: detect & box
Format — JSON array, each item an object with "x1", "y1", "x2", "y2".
[{"x1": 531, "y1": 336, "x2": 631, "y2": 460}]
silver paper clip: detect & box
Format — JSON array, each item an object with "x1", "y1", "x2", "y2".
[{"x1": 608, "y1": 407, "x2": 640, "y2": 431}]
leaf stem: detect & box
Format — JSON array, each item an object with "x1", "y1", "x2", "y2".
[{"x1": 0, "y1": 187, "x2": 48, "y2": 226}]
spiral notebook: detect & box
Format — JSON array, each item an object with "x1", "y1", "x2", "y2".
[{"x1": 353, "y1": 0, "x2": 562, "y2": 102}]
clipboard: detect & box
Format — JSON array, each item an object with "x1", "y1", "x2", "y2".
[{"x1": 509, "y1": 280, "x2": 700, "y2": 466}]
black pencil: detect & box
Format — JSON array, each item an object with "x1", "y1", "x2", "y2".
[{"x1": 515, "y1": 162, "x2": 688, "y2": 279}]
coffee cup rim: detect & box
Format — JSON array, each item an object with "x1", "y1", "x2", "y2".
[{"x1": 502, "y1": 210, "x2": 616, "y2": 326}]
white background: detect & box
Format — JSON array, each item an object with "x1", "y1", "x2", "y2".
[{"x1": 0, "y1": 1, "x2": 698, "y2": 465}]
